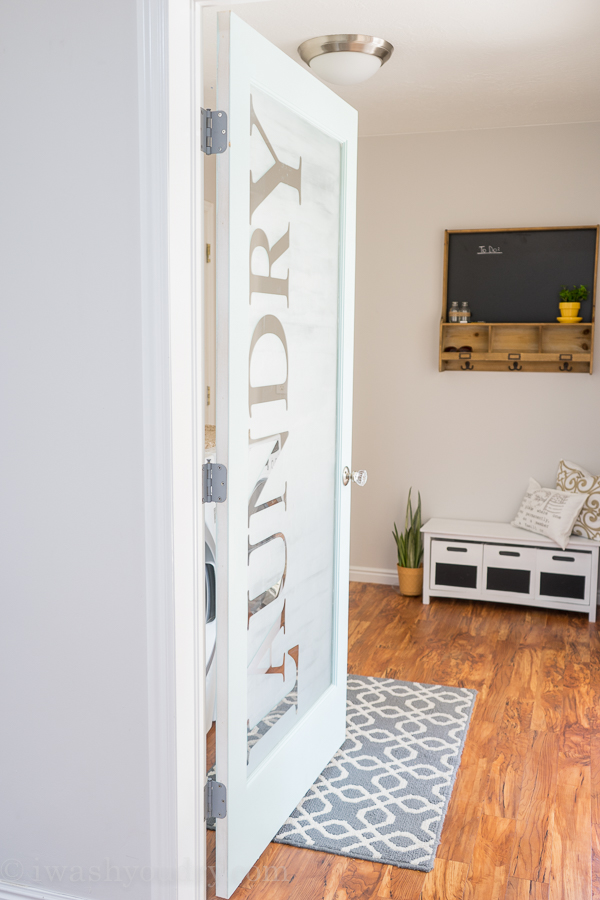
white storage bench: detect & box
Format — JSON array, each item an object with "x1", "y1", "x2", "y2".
[{"x1": 421, "y1": 518, "x2": 599, "y2": 622}]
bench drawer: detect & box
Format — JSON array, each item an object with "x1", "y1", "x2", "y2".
[
  {"x1": 483, "y1": 544, "x2": 536, "y2": 598},
  {"x1": 430, "y1": 540, "x2": 483, "y2": 593},
  {"x1": 536, "y1": 548, "x2": 592, "y2": 604}
]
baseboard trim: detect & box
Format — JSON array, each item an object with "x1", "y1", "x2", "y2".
[
  {"x1": 349, "y1": 566, "x2": 398, "y2": 586},
  {"x1": 0, "y1": 882, "x2": 86, "y2": 900}
]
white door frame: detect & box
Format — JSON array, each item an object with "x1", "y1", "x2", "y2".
[
  {"x1": 138, "y1": 2, "x2": 205, "y2": 900},
  {"x1": 138, "y1": 4, "x2": 273, "y2": 900}
]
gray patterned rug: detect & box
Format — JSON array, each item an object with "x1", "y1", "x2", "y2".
[
  {"x1": 273, "y1": 676, "x2": 476, "y2": 870},
  {"x1": 208, "y1": 675, "x2": 476, "y2": 871}
]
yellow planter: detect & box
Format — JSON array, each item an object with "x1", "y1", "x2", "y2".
[
  {"x1": 397, "y1": 565, "x2": 424, "y2": 596},
  {"x1": 559, "y1": 302, "x2": 580, "y2": 314}
]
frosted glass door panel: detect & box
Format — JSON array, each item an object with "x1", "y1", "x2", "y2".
[
  {"x1": 246, "y1": 88, "x2": 341, "y2": 774},
  {"x1": 215, "y1": 13, "x2": 357, "y2": 898}
]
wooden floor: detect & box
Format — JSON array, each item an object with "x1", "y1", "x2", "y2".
[{"x1": 207, "y1": 582, "x2": 600, "y2": 899}]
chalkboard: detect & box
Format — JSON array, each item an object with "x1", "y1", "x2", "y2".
[{"x1": 445, "y1": 227, "x2": 598, "y2": 323}]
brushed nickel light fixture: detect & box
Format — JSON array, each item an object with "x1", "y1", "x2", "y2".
[{"x1": 297, "y1": 34, "x2": 394, "y2": 85}]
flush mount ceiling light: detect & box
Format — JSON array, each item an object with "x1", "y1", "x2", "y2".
[{"x1": 297, "y1": 34, "x2": 394, "y2": 85}]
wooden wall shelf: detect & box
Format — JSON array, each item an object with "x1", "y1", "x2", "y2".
[
  {"x1": 440, "y1": 226, "x2": 599, "y2": 373},
  {"x1": 440, "y1": 322, "x2": 594, "y2": 372}
]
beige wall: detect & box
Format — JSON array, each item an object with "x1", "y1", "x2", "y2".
[
  {"x1": 0, "y1": 1, "x2": 152, "y2": 893},
  {"x1": 350, "y1": 121, "x2": 600, "y2": 578}
]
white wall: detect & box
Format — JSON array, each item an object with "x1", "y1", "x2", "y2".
[
  {"x1": 0, "y1": 3, "x2": 151, "y2": 897},
  {"x1": 350, "y1": 122, "x2": 600, "y2": 578}
]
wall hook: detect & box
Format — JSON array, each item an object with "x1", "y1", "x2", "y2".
[
  {"x1": 461, "y1": 360, "x2": 474, "y2": 370},
  {"x1": 508, "y1": 361, "x2": 522, "y2": 371},
  {"x1": 559, "y1": 361, "x2": 573, "y2": 372}
]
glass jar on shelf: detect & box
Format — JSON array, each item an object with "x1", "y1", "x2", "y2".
[
  {"x1": 458, "y1": 301, "x2": 471, "y2": 323},
  {"x1": 448, "y1": 301, "x2": 460, "y2": 323}
]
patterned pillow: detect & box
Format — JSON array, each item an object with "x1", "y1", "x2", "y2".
[
  {"x1": 512, "y1": 477, "x2": 586, "y2": 550},
  {"x1": 556, "y1": 459, "x2": 600, "y2": 542}
]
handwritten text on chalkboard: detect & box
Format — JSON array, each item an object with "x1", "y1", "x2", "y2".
[{"x1": 477, "y1": 245, "x2": 502, "y2": 255}]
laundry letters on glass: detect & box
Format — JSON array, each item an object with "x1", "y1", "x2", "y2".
[{"x1": 246, "y1": 95, "x2": 301, "y2": 769}]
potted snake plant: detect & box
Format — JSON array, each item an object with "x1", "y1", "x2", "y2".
[{"x1": 393, "y1": 489, "x2": 424, "y2": 596}]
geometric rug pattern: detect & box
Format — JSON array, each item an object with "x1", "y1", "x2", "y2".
[{"x1": 273, "y1": 675, "x2": 476, "y2": 870}]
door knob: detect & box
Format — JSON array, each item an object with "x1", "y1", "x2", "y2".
[{"x1": 343, "y1": 467, "x2": 368, "y2": 487}]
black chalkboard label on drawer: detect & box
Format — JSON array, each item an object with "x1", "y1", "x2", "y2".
[
  {"x1": 446, "y1": 228, "x2": 597, "y2": 323},
  {"x1": 540, "y1": 571, "x2": 586, "y2": 601},
  {"x1": 486, "y1": 566, "x2": 531, "y2": 595},
  {"x1": 435, "y1": 562, "x2": 477, "y2": 589}
]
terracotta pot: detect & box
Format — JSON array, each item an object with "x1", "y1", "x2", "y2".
[{"x1": 397, "y1": 565, "x2": 424, "y2": 596}]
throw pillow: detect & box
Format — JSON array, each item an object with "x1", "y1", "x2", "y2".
[
  {"x1": 556, "y1": 459, "x2": 600, "y2": 542},
  {"x1": 511, "y1": 477, "x2": 586, "y2": 550}
]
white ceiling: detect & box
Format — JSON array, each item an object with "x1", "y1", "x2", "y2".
[{"x1": 203, "y1": 0, "x2": 600, "y2": 136}]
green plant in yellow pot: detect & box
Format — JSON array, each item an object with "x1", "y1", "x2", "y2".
[{"x1": 393, "y1": 489, "x2": 424, "y2": 596}]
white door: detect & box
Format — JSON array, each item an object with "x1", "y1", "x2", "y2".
[{"x1": 215, "y1": 11, "x2": 358, "y2": 899}]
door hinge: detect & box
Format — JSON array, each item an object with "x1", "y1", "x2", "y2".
[
  {"x1": 205, "y1": 780, "x2": 227, "y2": 820},
  {"x1": 202, "y1": 462, "x2": 227, "y2": 504},
  {"x1": 201, "y1": 108, "x2": 228, "y2": 155}
]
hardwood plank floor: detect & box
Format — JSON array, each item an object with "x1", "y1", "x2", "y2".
[
  {"x1": 509, "y1": 730, "x2": 557, "y2": 883},
  {"x1": 207, "y1": 583, "x2": 599, "y2": 899},
  {"x1": 462, "y1": 814, "x2": 516, "y2": 899}
]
